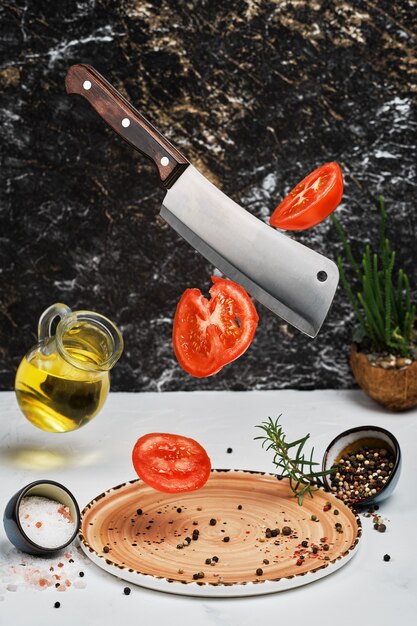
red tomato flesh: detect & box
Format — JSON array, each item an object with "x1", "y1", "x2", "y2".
[
  {"x1": 132, "y1": 433, "x2": 211, "y2": 493},
  {"x1": 270, "y1": 162, "x2": 343, "y2": 231},
  {"x1": 173, "y1": 276, "x2": 259, "y2": 378}
]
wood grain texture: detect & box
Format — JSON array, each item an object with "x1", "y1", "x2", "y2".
[
  {"x1": 65, "y1": 64, "x2": 189, "y2": 188},
  {"x1": 80, "y1": 471, "x2": 361, "y2": 590}
]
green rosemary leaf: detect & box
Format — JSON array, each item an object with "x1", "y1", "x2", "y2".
[{"x1": 255, "y1": 415, "x2": 334, "y2": 506}]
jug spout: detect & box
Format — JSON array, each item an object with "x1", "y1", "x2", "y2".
[
  {"x1": 38, "y1": 303, "x2": 123, "y2": 373},
  {"x1": 57, "y1": 310, "x2": 124, "y2": 372}
]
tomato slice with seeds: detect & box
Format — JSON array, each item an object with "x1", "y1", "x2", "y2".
[
  {"x1": 172, "y1": 276, "x2": 259, "y2": 378},
  {"x1": 270, "y1": 162, "x2": 343, "y2": 231},
  {"x1": 132, "y1": 433, "x2": 211, "y2": 493}
]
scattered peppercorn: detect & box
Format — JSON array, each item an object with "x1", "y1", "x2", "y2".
[
  {"x1": 223, "y1": 536, "x2": 230, "y2": 542},
  {"x1": 68, "y1": 559, "x2": 74, "y2": 563},
  {"x1": 209, "y1": 518, "x2": 217, "y2": 526},
  {"x1": 383, "y1": 554, "x2": 391, "y2": 562},
  {"x1": 54, "y1": 602, "x2": 60, "y2": 609},
  {"x1": 205, "y1": 558, "x2": 212, "y2": 565},
  {"x1": 323, "y1": 544, "x2": 330, "y2": 551},
  {"x1": 323, "y1": 504, "x2": 331, "y2": 512},
  {"x1": 238, "y1": 505, "x2": 242, "y2": 510},
  {"x1": 301, "y1": 540, "x2": 309, "y2": 548},
  {"x1": 184, "y1": 537, "x2": 191, "y2": 544},
  {"x1": 263, "y1": 559, "x2": 270, "y2": 565},
  {"x1": 137, "y1": 509, "x2": 143, "y2": 515},
  {"x1": 256, "y1": 568, "x2": 263, "y2": 576},
  {"x1": 333, "y1": 510, "x2": 339, "y2": 516},
  {"x1": 177, "y1": 544, "x2": 183, "y2": 549},
  {"x1": 282, "y1": 526, "x2": 292, "y2": 536},
  {"x1": 192, "y1": 571, "x2": 205, "y2": 580},
  {"x1": 227, "y1": 448, "x2": 233, "y2": 453},
  {"x1": 296, "y1": 559, "x2": 303, "y2": 566},
  {"x1": 79, "y1": 572, "x2": 84, "y2": 577},
  {"x1": 176, "y1": 508, "x2": 182, "y2": 513},
  {"x1": 312, "y1": 545, "x2": 319, "y2": 554},
  {"x1": 377, "y1": 524, "x2": 386, "y2": 533},
  {"x1": 212, "y1": 556, "x2": 219, "y2": 562},
  {"x1": 103, "y1": 546, "x2": 110, "y2": 553},
  {"x1": 311, "y1": 515, "x2": 317, "y2": 521},
  {"x1": 123, "y1": 587, "x2": 131, "y2": 595}
]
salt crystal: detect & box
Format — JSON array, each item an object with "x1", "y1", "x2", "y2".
[
  {"x1": 18, "y1": 496, "x2": 75, "y2": 549},
  {"x1": 0, "y1": 544, "x2": 90, "y2": 592}
]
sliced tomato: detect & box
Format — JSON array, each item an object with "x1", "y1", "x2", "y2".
[
  {"x1": 132, "y1": 432, "x2": 211, "y2": 493},
  {"x1": 270, "y1": 162, "x2": 343, "y2": 231},
  {"x1": 172, "y1": 276, "x2": 259, "y2": 378}
]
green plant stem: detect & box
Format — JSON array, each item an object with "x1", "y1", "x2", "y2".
[
  {"x1": 332, "y1": 196, "x2": 415, "y2": 357},
  {"x1": 255, "y1": 416, "x2": 335, "y2": 506}
]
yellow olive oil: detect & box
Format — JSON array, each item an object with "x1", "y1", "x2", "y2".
[{"x1": 15, "y1": 321, "x2": 111, "y2": 433}]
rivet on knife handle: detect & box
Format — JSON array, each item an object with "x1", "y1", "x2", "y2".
[{"x1": 65, "y1": 64, "x2": 189, "y2": 188}]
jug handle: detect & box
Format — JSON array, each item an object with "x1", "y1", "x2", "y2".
[{"x1": 38, "y1": 304, "x2": 72, "y2": 342}]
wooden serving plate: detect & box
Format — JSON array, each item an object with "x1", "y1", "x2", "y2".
[{"x1": 79, "y1": 470, "x2": 361, "y2": 597}]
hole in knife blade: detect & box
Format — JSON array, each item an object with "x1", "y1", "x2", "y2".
[{"x1": 317, "y1": 271, "x2": 328, "y2": 282}]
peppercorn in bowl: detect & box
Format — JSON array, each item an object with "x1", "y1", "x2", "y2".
[{"x1": 322, "y1": 425, "x2": 401, "y2": 508}]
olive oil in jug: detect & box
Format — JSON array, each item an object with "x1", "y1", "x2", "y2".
[{"x1": 15, "y1": 304, "x2": 123, "y2": 433}]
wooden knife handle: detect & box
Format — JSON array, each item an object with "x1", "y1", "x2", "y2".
[{"x1": 65, "y1": 64, "x2": 189, "y2": 188}]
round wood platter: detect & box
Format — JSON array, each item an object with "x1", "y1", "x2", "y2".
[{"x1": 79, "y1": 470, "x2": 361, "y2": 597}]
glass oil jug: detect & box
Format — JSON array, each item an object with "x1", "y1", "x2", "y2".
[{"x1": 15, "y1": 303, "x2": 123, "y2": 433}]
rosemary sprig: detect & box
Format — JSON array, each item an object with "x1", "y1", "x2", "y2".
[{"x1": 255, "y1": 415, "x2": 334, "y2": 505}]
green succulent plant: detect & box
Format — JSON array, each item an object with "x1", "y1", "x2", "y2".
[{"x1": 331, "y1": 197, "x2": 415, "y2": 357}]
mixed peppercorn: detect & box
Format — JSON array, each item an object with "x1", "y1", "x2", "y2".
[{"x1": 329, "y1": 442, "x2": 395, "y2": 505}]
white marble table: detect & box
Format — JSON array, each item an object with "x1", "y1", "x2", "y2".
[{"x1": 0, "y1": 390, "x2": 416, "y2": 626}]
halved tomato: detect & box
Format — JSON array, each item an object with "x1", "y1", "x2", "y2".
[
  {"x1": 132, "y1": 432, "x2": 211, "y2": 493},
  {"x1": 270, "y1": 162, "x2": 343, "y2": 231},
  {"x1": 173, "y1": 276, "x2": 259, "y2": 378}
]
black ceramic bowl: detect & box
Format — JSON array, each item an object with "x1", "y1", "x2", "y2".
[
  {"x1": 322, "y1": 425, "x2": 401, "y2": 508},
  {"x1": 3, "y1": 479, "x2": 80, "y2": 556}
]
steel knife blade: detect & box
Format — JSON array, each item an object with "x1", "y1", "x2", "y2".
[{"x1": 66, "y1": 64, "x2": 339, "y2": 337}]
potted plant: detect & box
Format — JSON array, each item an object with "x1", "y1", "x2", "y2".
[{"x1": 332, "y1": 197, "x2": 417, "y2": 411}]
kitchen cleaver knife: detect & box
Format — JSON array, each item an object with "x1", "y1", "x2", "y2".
[{"x1": 65, "y1": 64, "x2": 339, "y2": 337}]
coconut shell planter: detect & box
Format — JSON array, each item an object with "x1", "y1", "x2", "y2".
[{"x1": 350, "y1": 343, "x2": 417, "y2": 411}]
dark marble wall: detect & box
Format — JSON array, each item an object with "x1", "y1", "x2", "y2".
[{"x1": 1, "y1": 0, "x2": 416, "y2": 391}]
